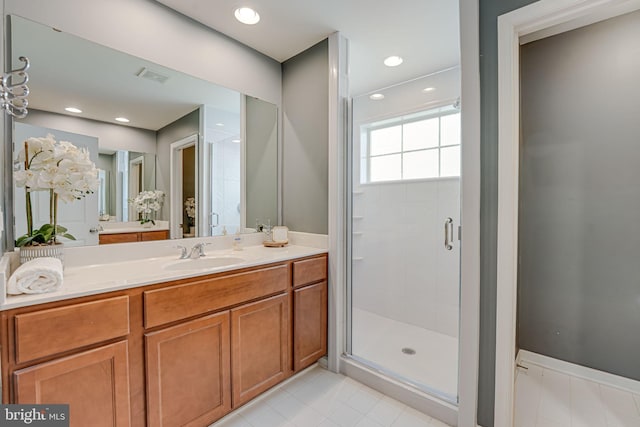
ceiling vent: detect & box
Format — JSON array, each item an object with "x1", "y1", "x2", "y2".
[{"x1": 136, "y1": 68, "x2": 170, "y2": 84}]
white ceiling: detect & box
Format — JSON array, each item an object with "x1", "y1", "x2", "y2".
[
  {"x1": 12, "y1": 16, "x2": 241, "y2": 131},
  {"x1": 155, "y1": 0, "x2": 460, "y2": 95},
  {"x1": 10, "y1": 1, "x2": 460, "y2": 131}
]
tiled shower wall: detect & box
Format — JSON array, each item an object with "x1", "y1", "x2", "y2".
[
  {"x1": 351, "y1": 178, "x2": 460, "y2": 337},
  {"x1": 211, "y1": 137, "x2": 241, "y2": 234}
]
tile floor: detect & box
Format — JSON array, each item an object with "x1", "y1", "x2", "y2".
[
  {"x1": 515, "y1": 363, "x2": 640, "y2": 427},
  {"x1": 351, "y1": 308, "x2": 458, "y2": 399},
  {"x1": 211, "y1": 365, "x2": 451, "y2": 427}
]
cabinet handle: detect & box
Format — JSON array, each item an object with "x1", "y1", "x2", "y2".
[{"x1": 444, "y1": 217, "x2": 453, "y2": 250}]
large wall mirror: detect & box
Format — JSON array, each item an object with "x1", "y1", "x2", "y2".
[{"x1": 9, "y1": 15, "x2": 279, "y2": 247}]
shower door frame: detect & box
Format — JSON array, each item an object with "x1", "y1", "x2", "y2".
[
  {"x1": 495, "y1": 0, "x2": 640, "y2": 425},
  {"x1": 326, "y1": 0, "x2": 482, "y2": 425}
]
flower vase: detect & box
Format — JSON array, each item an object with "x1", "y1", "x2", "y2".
[
  {"x1": 19, "y1": 243, "x2": 64, "y2": 266},
  {"x1": 143, "y1": 221, "x2": 153, "y2": 229}
]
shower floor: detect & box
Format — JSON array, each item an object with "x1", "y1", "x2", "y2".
[{"x1": 351, "y1": 307, "x2": 459, "y2": 400}]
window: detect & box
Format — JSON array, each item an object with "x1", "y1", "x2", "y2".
[{"x1": 361, "y1": 106, "x2": 460, "y2": 183}]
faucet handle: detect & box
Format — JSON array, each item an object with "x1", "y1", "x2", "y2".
[
  {"x1": 192, "y1": 242, "x2": 211, "y2": 257},
  {"x1": 174, "y1": 245, "x2": 188, "y2": 259}
]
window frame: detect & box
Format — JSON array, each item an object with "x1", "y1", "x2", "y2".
[{"x1": 362, "y1": 107, "x2": 460, "y2": 183}]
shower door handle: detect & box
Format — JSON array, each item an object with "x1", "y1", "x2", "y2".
[
  {"x1": 210, "y1": 212, "x2": 219, "y2": 233},
  {"x1": 444, "y1": 217, "x2": 454, "y2": 250}
]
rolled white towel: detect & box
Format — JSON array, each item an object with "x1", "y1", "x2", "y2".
[{"x1": 7, "y1": 257, "x2": 63, "y2": 295}]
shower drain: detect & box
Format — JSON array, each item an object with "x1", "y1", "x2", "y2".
[{"x1": 401, "y1": 347, "x2": 416, "y2": 355}]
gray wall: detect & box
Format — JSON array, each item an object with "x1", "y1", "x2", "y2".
[
  {"x1": 97, "y1": 153, "x2": 116, "y2": 216},
  {"x1": 245, "y1": 96, "x2": 278, "y2": 227},
  {"x1": 478, "y1": 1, "x2": 537, "y2": 425},
  {"x1": 519, "y1": 10, "x2": 640, "y2": 380},
  {"x1": 156, "y1": 109, "x2": 200, "y2": 221},
  {"x1": 282, "y1": 39, "x2": 329, "y2": 234}
]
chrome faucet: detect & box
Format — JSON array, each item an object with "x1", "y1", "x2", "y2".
[
  {"x1": 175, "y1": 245, "x2": 188, "y2": 259},
  {"x1": 188, "y1": 242, "x2": 210, "y2": 259},
  {"x1": 175, "y1": 243, "x2": 210, "y2": 259}
]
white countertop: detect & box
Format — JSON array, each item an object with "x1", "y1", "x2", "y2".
[{"x1": 0, "y1": 232, "x2": 328, "y2": 311}]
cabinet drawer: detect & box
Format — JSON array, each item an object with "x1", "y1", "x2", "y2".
[
  {"x1": 99, "y1": 233, "x2": 138, "y2": 245},
  {"x1": 293, "y1": 256, "x2": 327, "y2": 288},
  {"x1": 144, "y1": 264, "x2": 289, "y2": 329},
  {"x1": 14, "y1": 295, "x2": 130, "y2": 364},
  {"x1": 140, "y1": 230, "x2": 169, "y2": 241}
]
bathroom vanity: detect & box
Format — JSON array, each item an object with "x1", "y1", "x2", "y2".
[
  {"x1": 0, "y1": 246, "x2": 327, "y2": 427},
  {"x1": 99, "y1": 230, "x2": 170, "y2": 244},
  {"x1": 98, "y1": 221, "x2": 171, "y2": 245}
]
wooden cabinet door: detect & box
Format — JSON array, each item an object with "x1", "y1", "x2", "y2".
[
  {"x1": 231, "y1": 293, "x2": 289, "y2": 407},
  {"x1": 13, "y1": 341, "x2": 131, "y2": 427},
  {"x1": 293, "y1": 281, "x2": 328, "y2": 372},
  {"x1": 145, "y1": 311, "x2": 231, "y2": 427}
]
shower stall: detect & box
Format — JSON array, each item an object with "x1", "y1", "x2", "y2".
[{"x1": 346, "y1": 68, "x2": 462, "y2": 403}]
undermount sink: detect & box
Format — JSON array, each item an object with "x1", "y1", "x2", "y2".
[{"x1": 163, "y1": 257, "x2": 246, "y2": 271}]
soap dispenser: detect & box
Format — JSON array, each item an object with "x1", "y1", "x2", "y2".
[{"x1": 233, "y1": 230, "x2": 243, "y2": 251}]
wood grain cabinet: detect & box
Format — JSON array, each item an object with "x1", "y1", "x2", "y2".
[
  {"x1": 1, "y1": 253, "x2": 328, "y2": 427},
  {"x1": 293, "y1": 281, "x2": 328, "y2": 372},
  {"x1": 231, "y1": 293, "x2": 289, "y2": 407},
  {"x1": 145, "y1": 312, "x2": 231, "y2": 427},
  {"x1": 99, "y1": 230, "x2": 169, "y2": 245},
  {"x1": 292, "y1": 256, "x2": 328, "y2": 372},
  {"x1": 14, "y1": 341, "x2": 131, "y2": 427}
]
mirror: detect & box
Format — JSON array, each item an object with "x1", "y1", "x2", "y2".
[
  {"x1": 10, "y1": 15, "x2": 279, "y2": 247},
  {"x1": 97, "y1": 149, "x2": 157, "y2": 221}
]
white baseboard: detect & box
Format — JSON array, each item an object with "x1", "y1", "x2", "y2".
[{"x1": 518, "y1": 350, "x2": 640, "y2": 395}]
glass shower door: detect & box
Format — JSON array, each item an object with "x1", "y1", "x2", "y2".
[{"x1": 347, "y1": 72, "x2": 462, "y2": 402}]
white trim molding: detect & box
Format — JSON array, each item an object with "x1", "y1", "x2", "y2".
[
  {"x1": 327, "y1": 31, "x2": 348, "y2": 373},
  {"x1": 458, "y1": 0, "x2": 481, "y2": 426},
  {"x1": 519, "y1": 350, "x2": 640, "y2": 395},
  {"x1": 169, "y1": 134, "x2": 198, "y2": 239},
  {"x1": 495, "y1": 1, "x2": 640, "y2": 425}
]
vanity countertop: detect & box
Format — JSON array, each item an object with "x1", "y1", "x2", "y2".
[{"x1": 0, "y1": 232, "x2": 328, "y2": 311}]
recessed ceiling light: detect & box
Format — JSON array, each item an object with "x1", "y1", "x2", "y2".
[
  {"x1": 65, "y1": 107, "x2": 82, "y2": 113},
  {"x1": 369, "y1": 93, "x2": 385, "y2": 100},
  {"x1": 234, "y1": 7, "x2": 260, "y2": 25},
  {"x1": 422, "y1": 87, "x2": 436, "y2": 92},
  {"x1": 232, "y1": 139, "x2": 241, "y2": 143},
  {"x1": 115, "y1": 117, "x2": 130, "y2": 123},
  {"x1": 384, "y1": 56, "x2": 403, "y2": 67},
  {"x1": 216, "y1": 123, "x2": 224, "y2": 127}
]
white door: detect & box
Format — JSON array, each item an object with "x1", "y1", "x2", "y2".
[
  {"x1": 14, "y1": 122, "x2": 100, "y2": 247},
  {"x1": 348, "y1": 90, "x2": 462, "y2": 402}
]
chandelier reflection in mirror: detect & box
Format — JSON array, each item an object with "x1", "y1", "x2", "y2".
[{"x1": 1, "y1": 56, "x2": 30, "y2": 118}]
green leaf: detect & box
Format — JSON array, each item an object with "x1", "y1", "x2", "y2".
[
  {"x1": 31, "y1": 234, "x2": 47, "y2": 244},
  {"x1": 15, "y1": 235, "x2": 35, "y2": 247},
  {"x1": 39, "y1": 223, "x2": 54, "y2": 234},
  {"x1": 62, "y1": 233, "x2": 76, "y2": 240}
]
